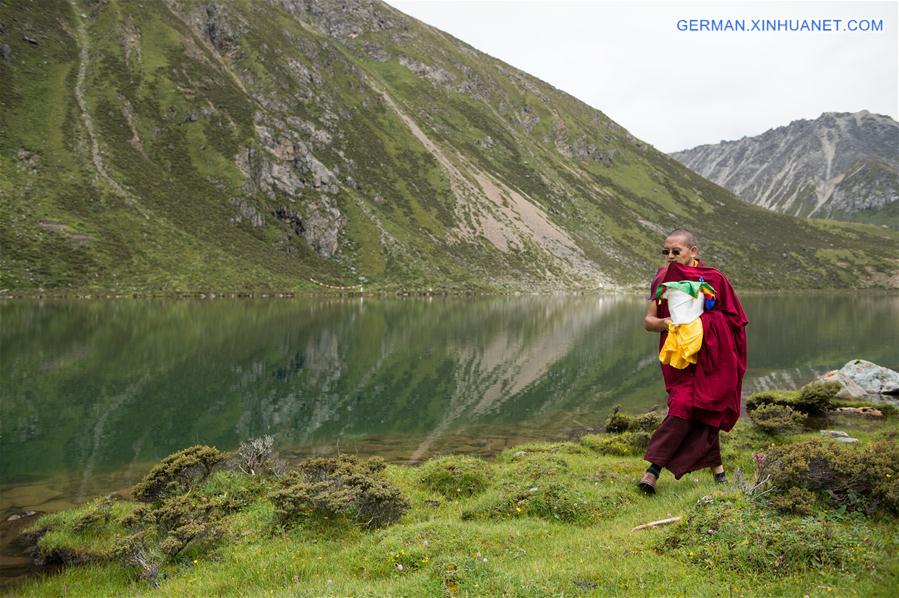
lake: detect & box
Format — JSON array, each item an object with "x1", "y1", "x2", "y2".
[{"x1": 1, "y1": 293, "x2": 897, "y2": 584}]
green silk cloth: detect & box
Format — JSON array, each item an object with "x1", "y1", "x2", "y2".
[{"x1": 655, "y1": 280, "x2": 716, "y2": 300}]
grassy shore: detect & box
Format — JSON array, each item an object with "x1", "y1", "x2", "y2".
[{"x1": 17, "y1": 411, "x2": 899, "y2": 597}]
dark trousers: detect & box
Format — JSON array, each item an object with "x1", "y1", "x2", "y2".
[{"x1": 644, "y1": 415, "x2": 722, "y2": 479}]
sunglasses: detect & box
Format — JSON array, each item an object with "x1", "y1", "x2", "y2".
[{"x1": 661, "y1": 248, "x2": 682, "y2": 256}]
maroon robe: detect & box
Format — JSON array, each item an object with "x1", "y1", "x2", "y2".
[{"x1": 644, "y1": 261, "x2": 749, "y2": 478}]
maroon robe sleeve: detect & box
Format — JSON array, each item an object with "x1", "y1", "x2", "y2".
[{"x1": 648, "y1": 267, "x2": 666, "y2": 301}]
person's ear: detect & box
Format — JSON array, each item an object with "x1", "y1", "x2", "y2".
[{"x1": 690, "y1": 246, "x2": 698, "y2": 257}]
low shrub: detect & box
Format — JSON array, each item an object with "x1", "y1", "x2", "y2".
[
  {"x1": 632, "y1": 412, "x2": 663, "y2": 431},
  {"x1": 270, "y1": 455, "x2": 409, "y2": 529},
  {"x1": 418, "y1": 455, "x2": 491, "y2": 499},
  {"x1": 746, "y1": 382, "x2": 839, "y2": 417},
  {"x1": 768, "y1": 487, "x2": 817, "y2": 516},
  {"x1": 795, "y1": 382, "x2": 840, "y2": 416},
  {"x1": 580, "y1": 431, "x2": 650, "y2": 456},
  {"x1": 236, "y1": 435, "x2": 284, "y2": 476},
  {"x1": 149, "y1": 493, "x2": 239, "y2": 555},
  {"x1": 745, "y1": 390, "x2": 799, "y2": 412},
  {"x1": 660, "y1": 494, "x2": 874, "y2": 576},
  {"x1": 756, "y1": 438, "x2": 899, "y2": 514},
  {"x1": 748, "y1": 403, "x2": 807, "y2": 434},
  {"x1": 113, "y1": 532, "x2": 163, "y2": 587},
  {"x1": 603, "y1": 407, "x2": 661, "y2": 433},
  {"x1": 604, "y1": 408, "x2": 632, "y2": 433},
  {"x1": 133, "y1": 445, "x2": 224, "y2": 503}
]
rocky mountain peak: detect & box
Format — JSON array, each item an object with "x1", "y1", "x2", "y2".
[{"x1": 670, "y1": 111, "x2": 899, "y2": 227}]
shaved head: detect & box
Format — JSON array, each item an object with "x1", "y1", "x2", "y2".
[
  {"x1": 667, "y1": 228, "x2": 696, "y2": 247},
  {"x1": 663, "y1": 229, "x2": 699, "y2": 266}
]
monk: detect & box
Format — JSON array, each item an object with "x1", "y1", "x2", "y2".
[{"x1": 638, "y1": 229, "x2": 748, "y2": 494}]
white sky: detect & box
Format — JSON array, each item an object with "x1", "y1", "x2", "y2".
[{"x1": 386, "y1": 0, "x2": 898, "y2": 152}]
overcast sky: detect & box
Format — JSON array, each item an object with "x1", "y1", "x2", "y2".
[{"x1": 387, "y1": 0, "x2": 898, "y2": 152}]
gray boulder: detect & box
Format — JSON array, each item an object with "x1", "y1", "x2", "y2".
[{"x1": 814, "y1": 359, "x2": 899, "y2": 398}]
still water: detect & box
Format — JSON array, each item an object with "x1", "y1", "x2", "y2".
[{"x1": 1, "y1": 293, "x2": 897, "y2": 581}]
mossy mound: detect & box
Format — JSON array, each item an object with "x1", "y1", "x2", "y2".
[
  {"x1": 495, "y1": 441, "x2": 588, "y2": 462},
  {"x1": 26, "y1": 496, "x2": 138, "y2": 566},
  {"x1": 660, "y1": 494, "x2": 876, "y2": 576},
  {"x1": 461, "y1": 455, "x2": 628, "y2": 525},
  {"x1": 418, "y1": 455, "x2": 491, "y2": 499},
  {"x1": 580, "y1": 431, "x2": 650, "y2": 456}
]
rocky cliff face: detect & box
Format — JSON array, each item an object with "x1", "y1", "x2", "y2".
[
  {"x1": 670, "y1": 111, "x2": 899, "y2": 228},
  {"x1": 1, "y1": 1, "x2": 897, "y2": 292}
]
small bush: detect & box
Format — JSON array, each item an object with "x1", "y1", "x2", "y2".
[
  {"x1": 756, "y1": 438, "x2": 899, "y2": 514},
  {"x1": 746, "y1": 383, "x2": 839, "y2": 417},
  {"x1": 632, "y1": 412, "x2": 663, "y2": 431},
  {"x1": 133, "y1": 446, "x2": 224, "y2": 503},
  {"x1": 661, "y1": 494, "x2": 873, "y2": 576},
  {"x1": 418, "y1": 456, "x2": 491, "y2": 499},
  {"x1": 237, "y1": 435, "x2": 284, "y2": 476},
  {"x1": 113, "y1": 532, "x2": 163, "y2": 588},
  {"x1": 580, "y1": 431, "x2": 650, "y2": 456},
  {"x1": 748, "y1": 403, "x2": 807, "y2": 434},
  {"x1": 795, "y1": 382, "x2": 840, "y2": 416},
  {"x1": 604, "y1": 408, "x2": 632, "y2": 433},
  {"x1": 150, "y1": 493, "x2": 239, "y2": 555},
  {"x1": 603, "y1": 407, "x2": 661, "y2": 433},
  {"x1": 270, "y1": 455, "x2": 409, "y2": 529},
  {"x1": 768, "y1": 487, "x2": 817, "y2": 516}
]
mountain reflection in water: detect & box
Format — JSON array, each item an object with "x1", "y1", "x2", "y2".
[{"x1": 1, "y1": 293, "x2": 897, "y2": 519}]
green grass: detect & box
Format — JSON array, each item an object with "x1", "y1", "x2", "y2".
[{"x1": 17, "y1": 414, "x2": 899, "y2": 596}]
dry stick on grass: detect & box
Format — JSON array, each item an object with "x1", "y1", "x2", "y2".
[{"x1": 631, "y1": 516, "x2": 682, "y2": 532}]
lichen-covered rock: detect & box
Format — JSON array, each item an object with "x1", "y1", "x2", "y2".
[
  {"x1": 831, "y1": 360, "x2": 899, "y2": 395},
  {"x1": 271, "y1": 0, "x2": 397, "y2": 40},
  {"x1": 302, "y1": 196, "x2": 345, "y2": 258}
]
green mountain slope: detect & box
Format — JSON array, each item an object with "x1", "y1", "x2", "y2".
[{"x1": 1, "y1": 0, "x2": 897, "y2": 293}]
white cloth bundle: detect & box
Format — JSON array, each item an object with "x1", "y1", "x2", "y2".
[{"x1": 663, "y1": 287, "x2": 705, "y2": 325}]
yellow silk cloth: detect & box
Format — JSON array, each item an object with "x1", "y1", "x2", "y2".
[{"x1": 659, "y1": 318, "x2": 704, "y2": 369}]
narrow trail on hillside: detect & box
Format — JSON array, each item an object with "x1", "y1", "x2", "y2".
[{"x1": 70, "y1": 1, "x2": 150, "y2": 219}]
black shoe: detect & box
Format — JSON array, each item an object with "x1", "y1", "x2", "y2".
[
  {"x1": 714, "y1": 471, "x2": 727, "y2": 484},
  {"x1": 638, "y1": 472, "x2": 657, "y2": 494}
]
